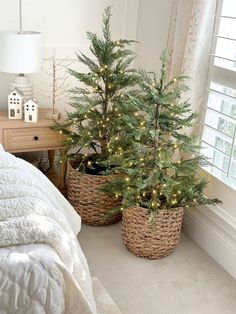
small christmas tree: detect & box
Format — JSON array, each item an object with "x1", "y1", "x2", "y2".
[
  {"x1": 106, "y1": 51, "x2": 220, "y2": 223},
  {"x1": 54, "y1": 6, "x2": 140, "y2": 172},
  {"x1": 38, "y1": 51, "x2": 71, "y2": 120}
]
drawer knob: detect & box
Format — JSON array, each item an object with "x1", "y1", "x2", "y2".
[{"x1": 34, "y1": 136, "x2": 39, "y2": 141}]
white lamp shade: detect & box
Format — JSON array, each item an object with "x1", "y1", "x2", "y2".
[{"x1": 0, "y1": 31, "x2": 41, "y2": 73}]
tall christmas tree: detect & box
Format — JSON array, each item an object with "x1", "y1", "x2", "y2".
[
  {"x1": 105, "y1": 51, "x2": 220, "y2": 222},
  {"x1": 54, "y1": 6, "x2": 140, "y2": 172}
]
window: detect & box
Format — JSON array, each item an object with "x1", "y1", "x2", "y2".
[{"x1": 201, "y1": 0, "x2": 236, "y2": 191}]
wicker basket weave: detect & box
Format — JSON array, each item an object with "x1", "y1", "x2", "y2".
[
  {"x1": 67, "y1": 161, "x2": 122, "y2": 226},
  {"x1": 122, "y1": 206, "x2": 184, "y2": 259}
]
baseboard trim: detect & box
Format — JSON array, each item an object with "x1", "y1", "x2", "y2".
[{"x1": 183, "y1": 205, "x2": 236, "y2": 279}]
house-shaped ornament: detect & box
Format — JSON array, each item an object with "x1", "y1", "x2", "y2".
[
  {"x1": 8, "y1": 88, "x2": 23, "y2": 119},
  {"x1": 24, "y1": 99, "x2": 38, "y2": 123}
]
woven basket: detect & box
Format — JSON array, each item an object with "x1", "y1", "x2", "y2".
[
  {"x1": 122, "y1": 206, "x2": 184, "y2": 259},
  {"x1": 67, "y1": 161, "x2": 122, "y2": 226}
]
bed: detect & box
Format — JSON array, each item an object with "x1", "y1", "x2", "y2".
[{"x1": 0, "y1": 144, "x2": 96, "y2": 313}]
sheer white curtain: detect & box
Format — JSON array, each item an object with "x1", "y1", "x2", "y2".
[{"x1": 168, "y1": 0, "x2": 217, "y2": 124}]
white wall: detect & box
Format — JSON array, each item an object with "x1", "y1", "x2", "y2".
[
  {"x1": 135, "y1": 0, "x2": 174, "y2": 71},
  {"x1": 0, "y1": 0, "x2": 173, "y2": 111}
]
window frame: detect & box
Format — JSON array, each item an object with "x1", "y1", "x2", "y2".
[{"x1": 200, "y1": 0, "x2": 236, "y2": 218}]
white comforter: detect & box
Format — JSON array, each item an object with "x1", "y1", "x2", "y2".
[{"x1": 0, "y1": 145, "x2": 96, "y2": 314}]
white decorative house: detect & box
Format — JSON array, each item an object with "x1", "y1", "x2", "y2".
[
  {"x1": 8, "y1": 88, "x2": 23, "y2": 119},
  {"x1": 24, "y1": 99, "x2": 38, "y2": 123}
]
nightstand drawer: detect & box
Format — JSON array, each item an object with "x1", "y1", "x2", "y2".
[{"x1": 4, "y1": 127, "x2": 63, "y2": 151}]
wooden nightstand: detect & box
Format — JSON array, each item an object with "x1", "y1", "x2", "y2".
[{"x1": 0, "y1": 108, "x2": 66, "y2": 189}]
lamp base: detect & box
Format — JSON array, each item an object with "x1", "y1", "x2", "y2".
[{"x1": 11, "y1": 74, "x2": 33, "y2": 102}]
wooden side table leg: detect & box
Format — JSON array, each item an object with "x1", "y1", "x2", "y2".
[
  {"x1": 48, "y1": 150, "x2": 56, "y2": 174},
  {"x1": 59, "y1": 148, "x2": 67, "y2": 189}
]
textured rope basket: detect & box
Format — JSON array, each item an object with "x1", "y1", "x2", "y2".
[
  {"x1": 67, "y1": 161, "x2": 122, "y2": 226},
  {"x1": 122, "y1": 206, "x2": 184, "y2": 259}
]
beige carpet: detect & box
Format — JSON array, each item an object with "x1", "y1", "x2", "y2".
[
  {"x1": 93, "y1": 277, "x2": 122, "y2": 314},
  {"x1": 79, "y1": 222, "x2": 236, "y2": 314}
]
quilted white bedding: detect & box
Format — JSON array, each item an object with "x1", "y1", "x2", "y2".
[{"x1": 0, "y1": 144, "x2": 96, "y2": 314}]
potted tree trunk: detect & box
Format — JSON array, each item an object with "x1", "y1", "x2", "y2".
[
  {"x1": 54, "y1": 7, "x2": 139, "y2": 226},
  {"x1": 107, "y1": 51, "x2": 221, "y2": 257}
]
